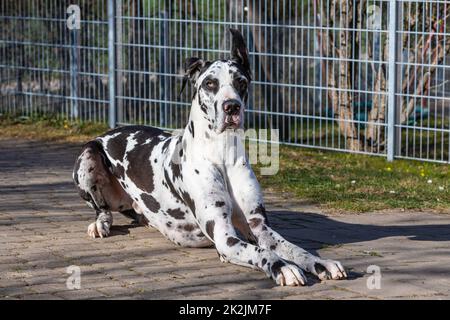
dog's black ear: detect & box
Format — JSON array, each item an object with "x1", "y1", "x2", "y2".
[
  {"x1": 179, "y1": 57, "x2": 206, "y2": 97},
  {"x1": 229, "y1": 28, "x2": 251, "y2": 80},
  {"x1": 184, "y1": 57, "x2": 206, "y2": 82}
]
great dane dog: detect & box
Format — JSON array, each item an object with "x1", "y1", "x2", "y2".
[{"x1": 73, "y1": 29, "x2": 346, "y2": 286}]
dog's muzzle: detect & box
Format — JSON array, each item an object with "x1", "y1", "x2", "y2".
[{"x1": 223, "y1": 99, "x2": 242, "y2": 128}]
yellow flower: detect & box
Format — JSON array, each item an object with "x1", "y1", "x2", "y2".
[{"x1": 386, "y1": 167, "x2": 392, "y2": 172}]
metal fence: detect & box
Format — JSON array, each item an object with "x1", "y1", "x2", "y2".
[{"x1": 1, "y1": 1, "x2": 449, "y2": 164}]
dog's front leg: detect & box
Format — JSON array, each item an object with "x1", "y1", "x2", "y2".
[
  {"x1": 184, "y1": 165, "x2": 306, "y2": 286},
  {"x1": 228, "y1": 162, "x2": 347, "y2": 281}
]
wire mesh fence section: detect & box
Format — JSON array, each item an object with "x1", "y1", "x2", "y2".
[
  {"x1": 0, "y1": 0, "x2": 109, "y2": 122},
  {"x1": 0, "y1": 0, "x2": 449, "y2": 164},
  {"x1": 115, "y1": 0, "x2": 392, "y2": 156},
  {"x1": 395, "y1": 0, "x2": 450, "y2": 163}
]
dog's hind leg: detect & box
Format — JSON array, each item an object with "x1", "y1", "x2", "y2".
[{"x1": 73, "y1": 141, "x2": 133, "y2": 238}]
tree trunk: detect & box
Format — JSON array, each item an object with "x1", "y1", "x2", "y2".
[
  {"x1": 366, "y1": 39, "x2": 388, "y2": 148},
  {"x1": 325, "y1": 0, "x2": 360, "y2": 151}
]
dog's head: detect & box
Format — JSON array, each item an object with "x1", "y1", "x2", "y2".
[{"x1": 183, "y1": 28, "x2": 251, "y2": 134}]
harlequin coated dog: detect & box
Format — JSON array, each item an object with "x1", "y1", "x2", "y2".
[{"x1": 73, "y1": 29, "x2": 346, "y2": 286}]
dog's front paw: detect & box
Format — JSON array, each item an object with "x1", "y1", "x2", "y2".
[
  {"x1": 311, "y1": 259, "x2": 347, "y2": 280},
  {"x1": 272, "y1": 261, "x2": 306, "y2": 286},
  {"x1": 87, "y1": 220, "x2": 111, "y2": 238}
]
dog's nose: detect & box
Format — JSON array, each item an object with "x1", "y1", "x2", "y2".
[{"x1": 223, "y1": 99, "x2": 241, "y2": 115}]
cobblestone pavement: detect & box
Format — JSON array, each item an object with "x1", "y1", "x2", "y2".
[{"x1": 1, "y1": 138, "x2": 450, "y2": 300}]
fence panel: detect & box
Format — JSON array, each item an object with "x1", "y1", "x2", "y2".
[
  {"x1": 395, "y1": 0, "x2": 450, "y2": 163},
  {"x1": 0, "y1": 0, "x2": 109, "y2": 122}
]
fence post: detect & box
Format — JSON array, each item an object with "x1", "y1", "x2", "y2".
[
  {"x1": 69, "y1": 28, "x2": 79, "y2": 120},
  {"x1": 386, "y1": 0, "x2": 397, "y2": 161},
  {"x1": 115, "y1": 0, "x2": 123, "y2": 125},
  {"x1": 107, "y1": 0, "x2": 116, "y2": 129}
]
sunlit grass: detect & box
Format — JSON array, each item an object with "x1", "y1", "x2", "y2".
[
  {"x1": 0, "y1": 113, "x2": 108, "y2": 143},
  {"x1": 256, "y1": 145, "x2": 450, "y2": 213}
]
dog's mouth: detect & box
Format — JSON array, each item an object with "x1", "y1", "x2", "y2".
[
  {"x1": 225, "y1": 114, "x2": 241, "y2": 129},
  {"x1": 216, "y1": 116, "x2": 241, "y2": 134}
]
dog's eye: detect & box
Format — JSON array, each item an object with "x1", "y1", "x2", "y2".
[{"x1": 205, "y1": 79, "x2": 217, "y2": 90}]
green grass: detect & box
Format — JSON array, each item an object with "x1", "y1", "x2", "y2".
[
  {"x1": 256, "y1": 145, "x2": 450, "y2": 213},
  {"x1": 1, "y1": 113, "x2": 449, "y2": 213},
  {"x1": 0, "y1": 113, "x2": 108, "y2": 143}
]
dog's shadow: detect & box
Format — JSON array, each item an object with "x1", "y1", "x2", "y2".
[
  {"x1": 270, "y1": 210, "x2": 450, "y2": 249},
  {"x1": 269, "y1": 209, "x2": 450, "y2": 284},
  {"x1": 108, "y1": 209, "x2": 450, "y2": 285}
]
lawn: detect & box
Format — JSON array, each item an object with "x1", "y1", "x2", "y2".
[
  {"x1": 256, "y1": 146, "x2": 449, "y2": 213},
  {"x1": 1, "y1": 115, "x2": 449, "y2": 213}
]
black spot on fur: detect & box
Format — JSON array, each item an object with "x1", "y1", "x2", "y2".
[
  {"x1": 164, "y1": 169, "x2": 182, "y2": 201},
  {"x1": 183, "y1": 224, "x2": 196, "y2": 232},
  {"x1": 250, "y1": 204, "x2": 268, "y2": 221},
  {"x1": 188, "y1": 121, "x2": 195, "y2": 138},
  {"x1": 141, "y1": 193, "x2": 160, "y2": 212},
  {"x1": 170, "y1": 159, "x2": 182, "y2": 181},
  {"x1": 249, "y1": 218, "x2": 262, "y2": 229},
  {"x1": 134, "y1": 131, "x2": 150, "y2": 145},
  {"x1": 167, "y1": 208, "x2": 185, "y2": 220},
  {"x1": 261, "y1": 258, "x2": 267, "y2": 267},
  {"x1": 227, "y1": 237, "x2": 240, "y2": 246},
  {"x1": 314, "y1": 262, "x2": 327, "y2": 274},
  {"x1": 180, "y1": 189, "x2": 196, "y2": 216},
  {"x1": 125, "y1": 138, "x2": 159, "y2": 194},
  {"x1": 248, "y1": 260, "x2": 253, "y2": 265},
  {"x1": 196, "y1": 231, "x2": 205, "y2": 237},
  {"x1": 161, "y1": 138, "x2": 171, "y2": 152},
  {"x1": 215, "y1": 201, "x2": 225, "y2": 207},
  {"x1": 208, "y1": 124, "x2": 213, "y2": 130},
  {"x1": 111, "y1": 163, "x2": 125, "y2": 179},
  {"x1": 166, "y1": 222, "x2": 172, "y2": 228},
  {"x1": 270, "y1": 260, "x2": 286, "y2": 278},
  {"x1": 270, "y1": 244, "x2": 277, "y2": 250},
  {"x1": 206, "y1": 220, "x2": 215, "y2": 240},
  {"x1": 194, "y1": 169, "x2": 199, "y2": 174},
  {"x1": 105, "y1": 133, "x2": 127, "y2": 161},
  {"x1": 200, "y1": 103, "x2": 208, "y2": 114}
]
